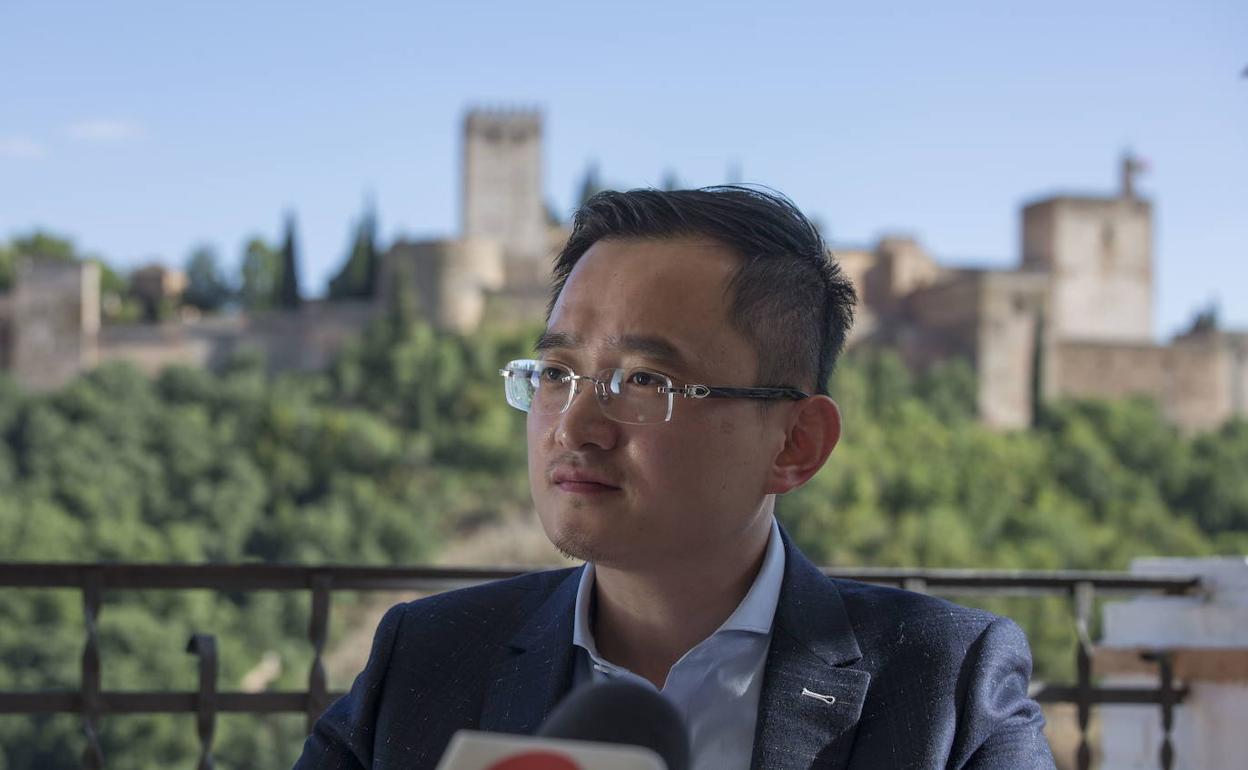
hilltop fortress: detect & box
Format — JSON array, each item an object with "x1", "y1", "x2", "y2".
[{"x1": 0, "y1": 109, "x2": 1244, "y2": 431}]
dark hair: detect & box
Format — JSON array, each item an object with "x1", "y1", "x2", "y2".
[{"x1": 548, "y1": 186, "x2": 857, "y2": 395}]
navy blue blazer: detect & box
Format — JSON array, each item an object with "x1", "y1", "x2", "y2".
[{"x1": 294, "y1": 535, "x2": 1055, "y2": 769}]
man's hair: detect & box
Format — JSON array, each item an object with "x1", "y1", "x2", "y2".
[{"x1": 548, "y1": 186, "x2": 857, "y2": 395}]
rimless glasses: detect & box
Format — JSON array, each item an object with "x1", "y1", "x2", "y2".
[{"x1": 499, "y1": 359, "x2": 809, "y2": 425}]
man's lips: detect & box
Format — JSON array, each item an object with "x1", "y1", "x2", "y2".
[{"x1": 550, "y1": 467, "x2": 621, "y2": 494}]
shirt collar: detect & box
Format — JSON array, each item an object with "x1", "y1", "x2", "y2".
[{"x1": 572, "y1": 516, "x2": 786, "y2": 659}]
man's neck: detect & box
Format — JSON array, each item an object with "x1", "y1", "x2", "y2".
[{"x1": 590, "y1": 515, "x2": 774, "y2": 689}]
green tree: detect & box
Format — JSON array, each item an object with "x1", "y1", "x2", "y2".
[
  {"x1": 914, "y1": 358, "x2": 977, "y2": 423},
  {"x1": 276, "y1": 213, "x2": 302, "y2": 309},
  {"x1": 94, "y1": 260, "x2": 143, "y2": 322},
  {"x1": 0, "y1": 241, "x2": 14, "y2": 292},
  {"x1": 0, "y1": 230, "x2": 138, "y2": 318},
  {"x1": 0, "y1": 230, "x2": 78, "y2": 292},
  {"x1": 327, "y1": 199, "x2": 379, "y2": 300},
  {"x1": 1179, "y1": 419, "x2": 1248, "y2": 533},
  {"x1": 10, "y1": 230, "x2": 77, "y2": 261},
  {"x1": 239, "y1": 236, "x2": 279, "y2": 311},
  {"x1": 1029, "y1": 310, "x2": 1046, "y2": 427},
  {"x1": 183, "y1": 245, "x2": 232, "y2": 312}
]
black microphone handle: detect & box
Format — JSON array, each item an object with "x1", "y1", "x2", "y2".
[{"x1": 537, "y1": 680, "x2": 691, "y2": 770}]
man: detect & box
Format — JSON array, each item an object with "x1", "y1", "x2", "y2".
[{"x1": 294, "y1": 187, "x2": 1055, "y2": 769}]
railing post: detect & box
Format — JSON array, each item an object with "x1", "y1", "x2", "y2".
[
  {"x1": 1072, "y1": 580, "x2": 1095, "y2": 770},
  {"x1": 80, "y1": 568, "x2": 104, "y2": 770},
  {"x1": 187, "y1": 634, "x2": 219, "y2": 770},
  {"x1": 306, "y1": 573, "x2": 333, "y2": 732},
  {"x1": 1141, "y1": 650, "x2": 1177, "y2": 770}
]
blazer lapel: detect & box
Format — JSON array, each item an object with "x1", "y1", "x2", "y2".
[
  {"x1": 479, "y1": 568, "x2": 581, "y2": 734},
  {"x1": 751, "y1": 533, "x2": 871, "y2": 770}
]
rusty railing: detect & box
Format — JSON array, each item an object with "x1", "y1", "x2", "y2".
[{"x1": 0, "y1": 563, "x2": 1201, "y2": 769}]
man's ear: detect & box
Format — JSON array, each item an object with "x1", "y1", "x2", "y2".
[{"x1": 764, "y1": 396, "x2": 841, "y2": 495}]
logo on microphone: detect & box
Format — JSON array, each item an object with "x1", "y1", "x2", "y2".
[{"x1": 486, "y1": 752, "x2": 581, "y2": 770}]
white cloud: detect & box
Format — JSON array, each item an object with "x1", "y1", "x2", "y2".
[
  {"x1": 0, "y1": 136, "x2": 48, "y2": 159},
  {"x1": 64, "y1": 118, "x2": 146, "y2": 143}
]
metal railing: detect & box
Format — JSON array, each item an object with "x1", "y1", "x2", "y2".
[{"x1": 0, "y1": 562, "x2": 1202, "y2": 769}]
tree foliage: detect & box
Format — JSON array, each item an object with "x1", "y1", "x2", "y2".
[
  {"x1": 0, "y1": 231, "x2": 144, "y2": 321},
  {"x1": 239, "y1": 236, "x2": 280, "y2": 312},
  {"x1": 7, "y1": 230, "x2": 77, "y2": 262},
  {"x1": 327, "y1": 200, "x2": 379, "y2": 301},
  {"x1": 183, "y1": 245, "x2": 232, "y2": 312},
  {"x1": 0, "y1": 243, "x2": 12, "y2": 292},
  {"x1": 0, "y1": 230, "x2": 79, "y2": 292},
  {"x1": 276, "y1": 213, "x2": 302, "y2": 309}
]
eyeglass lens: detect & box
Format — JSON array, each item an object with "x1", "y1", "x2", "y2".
[{"x1": 503, "y1": 361, "x2": 673, "y2": 425}]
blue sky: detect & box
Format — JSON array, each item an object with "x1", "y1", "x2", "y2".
[{"x1": 2, "y1": 0, "x2": 1244, "y2": 337}]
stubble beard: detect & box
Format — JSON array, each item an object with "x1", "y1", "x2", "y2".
[{"x1": 537, "y1": 496, "x2": 614, "y2": 565}]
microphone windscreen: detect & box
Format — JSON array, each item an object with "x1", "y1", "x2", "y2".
[{"x1": 537, "y1": 681, "x2": 690, "y2": 770}]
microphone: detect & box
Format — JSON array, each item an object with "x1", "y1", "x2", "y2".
[
  {"x1": 538, "y1": 681, "x2": 690, "y2": 770},
  {"x1": 434, "y1": 681, "x2": 690, "y2": 770}
]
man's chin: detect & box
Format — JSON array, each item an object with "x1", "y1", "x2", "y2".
[
  {"x1": 537, "y1": 510, "x2": 614, "y2": 565},
  {"x1": 535, "y1": 498, "x2": 647, "y2": 566},
  {"x1": 548, "y1": 528, "x2": 603, "y2": 564}
]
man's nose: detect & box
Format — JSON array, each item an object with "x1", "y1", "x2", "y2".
[{"x1": 555, "y1": 378, "x2": 619, "y2": 450}]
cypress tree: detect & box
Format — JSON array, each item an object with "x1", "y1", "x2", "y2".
[
  {"x1": 277, "y1": 212, "x2": 302, "y2": 309},
  {"x1": 329, "y1": 198, "x2": 379, "y2": 300},
  {"x1": 362, "y1": 202, "x2": 378, "y2": 297}
]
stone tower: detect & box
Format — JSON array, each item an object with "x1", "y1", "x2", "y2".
[
  {"x1": 461, "y1": 108, "x2": 547, "y2": 287},
  {"x1": 1020, "y1": 154, "x2": 1154, "y2": 342},
  {"x1": 11, "y1": 259, "x2": 100, "y2": 390}
]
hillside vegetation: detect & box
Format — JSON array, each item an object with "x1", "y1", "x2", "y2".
[{"x1": 1, "y1": 313, "x2": 1245, "y2": 769}]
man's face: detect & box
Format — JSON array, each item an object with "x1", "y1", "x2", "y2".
[{"x1": 528, "y1": 236, "x2": 790, "y2": 571}]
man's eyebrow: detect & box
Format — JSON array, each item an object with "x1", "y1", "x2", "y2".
[
  {"x1": 608, "y1": 334, "x2": 689, "y2": 369},
  {"x1": 533, "y1": 331, "x2": 579, "y2": 353},
  {"x1": 533, "y1": 332, "x2": 691, "y2": 370}
]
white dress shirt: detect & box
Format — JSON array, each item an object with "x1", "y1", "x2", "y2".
[{"x1": 571, "y1": 516, "x2": 786, "y2": 770}]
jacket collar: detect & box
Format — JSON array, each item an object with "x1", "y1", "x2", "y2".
[
  {"x1": 477, "y1": 531, "x2": 873, "y2": 769},
  {"x1": 478, "y1": 567, "x2": 582, "y2": 734},
  {"x1": 750, "y1": 529, "x2": 871, "y2": 770}
]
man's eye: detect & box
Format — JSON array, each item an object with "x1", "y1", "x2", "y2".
[
  {"x1": 540, "y1": 366, "x2": 569, "y2": 382},
  {"x1": 628, "y1": 371, "x2": 659, "y2": 387}
]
